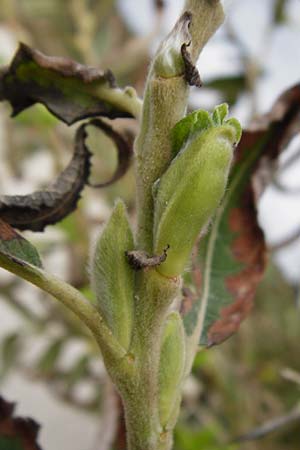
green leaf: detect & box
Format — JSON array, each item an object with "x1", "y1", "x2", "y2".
[
  {"x1": 181, "y1": 83, "x2": 300, "y2": 347},
  {"x1": 0, "y1": 219, "x2": 42, "y2": 267},
  {"x1": 171, "y1": 109, "x2": 213, "y2": 157},
  {"x1": 91, "y1": 200, "x2": 134, "y2": 350},
  {"x1": 36, "y1": 338, "x2": 65, "y2": 375},
  {"x1": 0, "y1": 43, "x2": 138, "y2": 125}
]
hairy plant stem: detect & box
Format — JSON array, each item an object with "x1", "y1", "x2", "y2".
[
  {"x1": 135, "y1": 0, "x2": 224, "y2": 253},
  {"x1": 127, "y1": 2, "x2": 225, "y2": 448},
  {"x1": 121, "y1": 270, "x2": 181, "y2": 450},
  {"x1": 135, "y1": 78, "x2": 188, "y2": 252}
]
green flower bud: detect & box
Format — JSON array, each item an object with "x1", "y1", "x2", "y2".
[
  {"x1": 153, "y1": 104, "x2": 242, "y2": 278},
  {"x1": 91, "y1": 200, "x2": 134, "y2": 350},
  {"x1": 159, "y1": 312, "x2": 185, "y2": 427}
]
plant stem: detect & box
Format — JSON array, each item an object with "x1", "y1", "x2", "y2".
[
  {"x1": 0, "y1": 253, "x2": 127, "y2": 367},
  {"x1": 135, "y1": 0, "x2": 224, "y2": 252},
  {"x1": 124, "y1": 2, "x2": 225, "y2": 448},
  {"x1": 122, "y1": 270, "x2": 180, "y2": 450},
  {"x1": 97, "y1": 84, "x2": 143, "y2": 120}
]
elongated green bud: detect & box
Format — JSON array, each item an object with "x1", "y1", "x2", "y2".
[
  {"x1": 159, "y1": 312, "x2": 185, "y2": 427},
  {"x1": 91, "y1": 200, "x2": 134, "y2": 350},
  {"x1": 153, "y1": 104, "x2": 242, "y2": 278}
]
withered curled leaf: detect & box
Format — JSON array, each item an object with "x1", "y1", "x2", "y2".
[
  {"x1": 0, "y1": 42, "x2": 133, "y2": 125},
  {"x1": 87, "y1": 119, "x2": 133, "y2": 188},
  {"x1": 0, "y1": 120, "x2": 132, "y2": 231},
  {"x1": 0, "y1": 396, "x2": 42, "y2": 450},
  {"x1": 182, "y1": 83, "x2": 300, "y2": 347},
  {"x1": 181, "y1": 42, "x2": 202, "y2": 88},
  {"x1": 125, "y1": 245, "x2": 170, "y2": 271}
]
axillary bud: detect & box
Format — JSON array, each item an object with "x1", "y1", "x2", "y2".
[{"x1": 153, "y1": 104, "x2": 242, "y2": 278}]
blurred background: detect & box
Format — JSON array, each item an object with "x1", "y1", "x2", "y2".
[{"x1": 0, "y1": 0, "x2": 300, "y2": 449}]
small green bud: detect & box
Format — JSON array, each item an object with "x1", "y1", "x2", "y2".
[
  {"x1": 159, "y1": 312, "x2": 185, "y2": 427},
  {"x1": 153, "y1": 104, "x2": 242, "y2": 278},
  {"x1": 91, "y1": 200, "x2": 134, "y2": 350}
]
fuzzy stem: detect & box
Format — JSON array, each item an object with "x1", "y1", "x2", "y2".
[
  {"x1": 135, "y1": 0, "x2": 224, "y2": 252},
  {"x1": 121, "y1": 270, "x2": 181, "y2": 450}
]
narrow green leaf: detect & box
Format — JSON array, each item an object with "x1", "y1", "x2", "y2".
[
  {"x1": 36, "y1": 338, "x2": 65, "y2": 375},
  {"x1": 0, "y1": 333, "x2": 21, "y2": 379}
]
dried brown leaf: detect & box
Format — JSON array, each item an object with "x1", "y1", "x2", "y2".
[
  {"x1": 0, "y1": 120, "x2": 132, "y2": 231},
  {"x1": 0, "y1": 43, "x2": 132, "y2": 125}
]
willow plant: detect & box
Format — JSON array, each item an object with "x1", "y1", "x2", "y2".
[{"x1": 0, "y1": 1, "x2": 246, "y2": 449}]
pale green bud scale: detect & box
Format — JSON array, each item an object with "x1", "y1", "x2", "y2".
[
  {"x1": 158, "y1": 312, "x2": 185, "y2": 427},
  {"x1": 91, "y1": 200, "x2": 134, "y2": 350}
]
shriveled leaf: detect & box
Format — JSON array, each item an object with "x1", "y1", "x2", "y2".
[
  {"x1": 0, "y1": 43, "x2": 133, "y2": 125},
  {"x1": 125, "y1": 245, "x2": 169, "y2": 271},
  {"x1": 0, "y1": 124, "x2": 90, "y2": 231},
  {"x1": 181, "y1": 42, "x2": 202, "y2": 88},
  {"x1": 0, "y1": 120, "x2": 132, "y2": 231},
  {"x1": 0, "y1": 219, "x2": 42, "y2": 267},
  {"x1": 182, "y1": 83, "x2": 300, "y2": 347},
  {"x1": 87, "y1": 119, "x2": 133, "y2": 188},
  {"x1": 0, "y1": 396, "x2": 42, "y2": 450}
]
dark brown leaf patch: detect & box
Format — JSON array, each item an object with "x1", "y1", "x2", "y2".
[
  {"x1": 181, "y1": 43, "x2": 202, "y2": 88},
  {"x1": 0, "y1": 43, "x2": 131, "y2": 125},
  {"x1": 0, "y1": 219, "x2": 18, "y2": 241},
  {"x1": 0, "y1": 396, "x2": 42, "y2": 450},
  {"x1": 0, "y1": 124, "x2": 91, "y2": 231}
]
